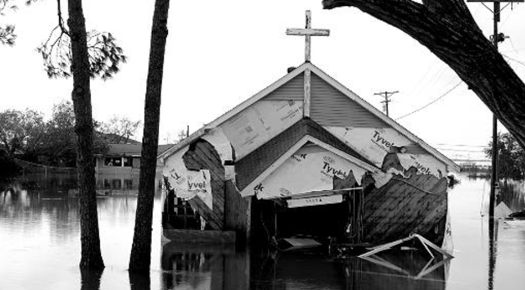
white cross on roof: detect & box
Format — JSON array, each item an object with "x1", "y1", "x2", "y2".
[{"x1": 286, "y1": 10, "x2": 330, "y2": 62}]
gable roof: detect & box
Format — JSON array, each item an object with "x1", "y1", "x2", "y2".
[
  {"x1": 159, "y1": 62, "x2": 459, "y2": 172},
  {"x1": 239, "y1": 134, "x2": 380, "y2": 197},
  {"x1": 306, "y1": 63, "x2": 459, "y2": 172},
  {"x1": 309, "y1": 72, "x2": 388, "y2": 128},
  {"x1": 235, "y1": 118, "x2": 376, "y2": 190},
  {"x1": 107, "y1": 144, "x2": 142, "y2": 156},
  {"x1": 158, "y1": 62, "x2": 312, "y2": 161}
]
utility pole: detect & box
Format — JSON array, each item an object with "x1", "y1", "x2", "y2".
[
  {"x1": 489, "y1": 1, "x2": 500, "y2": 219},
  {"x1": 468, "y1": 0, "x2": 521, "y2": 219},
  {"x1": 374, "y1": 91, "x2": 398, "y2": 117}
]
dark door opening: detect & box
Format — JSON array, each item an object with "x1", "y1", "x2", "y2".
[{"x1": 276, "y1": 202, "x2": 348, "y2": 241}]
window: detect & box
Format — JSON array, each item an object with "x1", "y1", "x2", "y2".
[
  {"x1": 123, "y1": 157, "x2": 132, "y2": 167},
  {"x1": 104, "y1": 157, "x2": 133, "y2": 167},
  {"x1": 102, "y1": 179, "x2": 123, "y2": 189},
  {"x1": 104, "y1": 157, "x2": 121, "y2": 167}
]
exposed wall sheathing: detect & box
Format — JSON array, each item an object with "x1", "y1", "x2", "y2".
[
  {"x1": 219, "y1": 100, "x2": 303, "y2": 160},
  {"x1": 252, "y1": 144, "x2": 367, "y2": 199},
  {"x1": 182, "y1": 139, "x2": 226, "y2": 230},
  {"x1": 224, "y1": 180, "x2": 251, "y2": 244},
  {"x1": 362, "y1": 173, "x2": 448, "y2": 245}
]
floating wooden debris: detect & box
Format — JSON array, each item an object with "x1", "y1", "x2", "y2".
[
  {"x1": 274, "y1": 237, "x2": 322, "y2": 252},
  {"x1": 495, "y1": 201, "x2": 513, "y2": 219},
  {"x1": 358, "y1": 234, "x2": 453, "y2": 259}
]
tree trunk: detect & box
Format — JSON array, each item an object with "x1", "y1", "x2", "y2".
[
  {"x1": 80, "y1": 269, "x2": 104, "y2": 290},
  {"x1": 323, "y1": 0, "x2": 525, "y2": 148},
  {"x1": 129, "y1": 0, "x2": 171, "y2": 272},
  {"x1": 67, "y1": 0, "x2": 104, "y2": 269}
]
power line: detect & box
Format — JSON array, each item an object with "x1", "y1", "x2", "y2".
[
  {"x1": 502, "y1": 53, "x2": 525, "y2": 68},
  {"x1": 403, "y1": 61, "x2": 441, "y2": 100},
  {"x1": 433, "y1": 143, "x2": 487, "y2": 148},
  {"x1": 436, "y1": 148, "x2": 486, "y2": 153},
  {"x1": 507, "y1": 36, "x2": 520, "y2": 54},
  {"x1": 500, "y1": 47, "x2": 525, "y2": 53},
  {"x1": 395, "y1": 81, "x2": 463, "y2": 121}
]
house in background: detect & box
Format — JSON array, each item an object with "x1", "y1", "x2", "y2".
[{"x1": 95, "y1": 143, "x2": 173, "y2": 173}]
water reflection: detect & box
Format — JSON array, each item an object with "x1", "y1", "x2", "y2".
[
  {"x1": 488, "y1": 218, "x2": 498, "y2": 290},
  {"x1": 466, "y1": 176, "x2": 525, "y2": 214},
  {"x1": 81, "y1": 269, "x2": 104, "y2": 290},
  {"x1": 344, "y1": 254, "x2": 448, "y2": 290},
  {"x1": 1, "y1": 171, "x2": 143, "y2": 195},
  {"x1": 2, "y1": 173, "x2": 525, "y2": 290},
  {"x1": 161, "y1": 242, "x2": 248, "y2": 290},
  {"x1": 10, "y1": 173, "x2": 78, "y2": 195},
  {"x1": 0, "y1": 173, "x2": 155, "y2": 290},
  {"x1": 129, "y1": 271, "x2": 150, "y2": 290},
  {"x1": 96, "y1": 171, "x2": 141, "y2": 195},
  {"x1": 159, "y1": 243, "x2": 449, "y2": 290},
  {"x1": 0, "y1": 186, "x2": 79, "y2": 243},
  {"x1": 499, "y1": 180, "x2": 525, "y2": 212}
]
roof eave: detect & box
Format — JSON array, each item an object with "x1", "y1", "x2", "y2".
[
  {"x1": 307, "y1": 63, "x2": 460, "y2": 173},
  {"x1": 158, "y1": 62, "x2": 311, "y2": 161},
  {"x1": 158, "y1": 61, "x2": 459, "y2": 173}
]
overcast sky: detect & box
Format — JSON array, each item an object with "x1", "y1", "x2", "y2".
[{"x1": 1, "y1": 0, "x2": 525, "y2": 161}]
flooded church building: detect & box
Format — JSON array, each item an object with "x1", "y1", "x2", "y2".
[{"x1": 158, "y1": 11, "x2": 458, "y2": 251}]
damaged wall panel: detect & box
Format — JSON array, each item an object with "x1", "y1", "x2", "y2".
[
  {"x1": 327, "y1": 127, "x2": 447, "y2": 179},
  {"x1": 219, "y1": 100, "x2": 303, "y2": 160},
  {"x1": 224, "y1": 180, "x2": 251, "y2": 244},
  {"x1": 181, "y1": 139, "x2": 226, "y2": 230},
  {"x1": 252, "y1": 145, "x2": 367, "y2": 199},
  {"x1": 362, "y1": 174, "x2": 448, "y2": 245}
]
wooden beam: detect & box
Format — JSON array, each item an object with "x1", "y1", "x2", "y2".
[
  {"x1": 163, "y1": 229, "x2": 236, "y2": 244},
  {"x1": 304, "y1": 69, "x2": 311, "y2": 117},
  {"x1": 286, "y1": 10, "x2": 330, "y2": 62},
  {"x1": 285, "y1": 28, "x2": 330, "y2": 36}
]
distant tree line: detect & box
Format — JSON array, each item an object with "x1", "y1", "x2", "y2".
[
  {"x1": 459, "y1": 163, "x2": 491, "y2": 180},
  {"x1": 485, "y1": 132, "x2": 525, "y2": 180},
  {"x1": 0, "y1": 100, "x2": 140, "y2": 167}
]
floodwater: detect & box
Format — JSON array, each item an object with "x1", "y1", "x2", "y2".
[{"x1": 1, "y1": 173, "x2": 525, "y2": 290}]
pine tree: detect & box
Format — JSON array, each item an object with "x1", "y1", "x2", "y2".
[
  {"x1": 129, "y1": 0, "x2": 171, "y2": 272},
  {"x1": 67, "y1": 0, "x2": 104, "y2": 269}
]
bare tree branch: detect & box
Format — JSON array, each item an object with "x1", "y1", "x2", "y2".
[
  {"x1": 56, "y1": 0, "x2": 69, "y2": 36},
  {"x1": 37, "y1": 0, "x2": 126, "y2": 79},
  {"x1": 322, "y1": 0, "x2": 525, "y2": 148}
]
